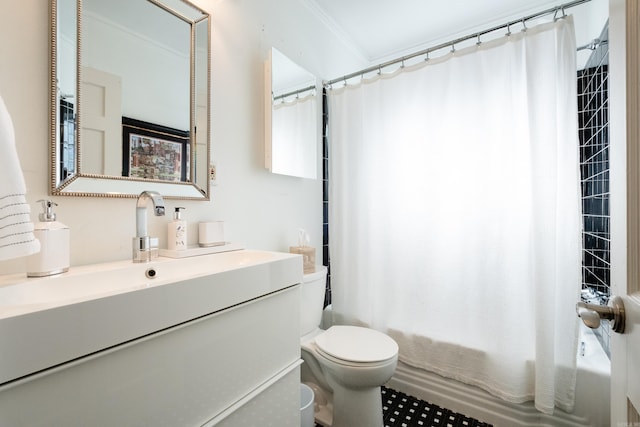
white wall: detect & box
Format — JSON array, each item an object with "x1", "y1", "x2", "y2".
[
  {"x1": 0, "y1": 0, "x2": 365, "y2": 275},
  {"x1": 82, "y1": 12, "x2": 190, "y2": 129}
]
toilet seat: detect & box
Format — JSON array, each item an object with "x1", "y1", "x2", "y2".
[{"x1": 314, "y1": 325, "x2": 398, "y2": 364}]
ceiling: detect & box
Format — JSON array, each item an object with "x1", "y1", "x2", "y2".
[
  {"x1": 304, "y1": 0, "x2": 609, "y2": 68},
  {"x1": 81, "y1": 0, "x2": 206, "y2": 54}
]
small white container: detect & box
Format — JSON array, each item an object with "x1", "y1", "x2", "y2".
[
  {"x1": 199, "y1": 221, "x2": 225, "y2": 247},
  {"x1": 167, "y1": 207, "x2": 187, "y2": 251},
  {"x1": 300, "y1": 383, "x2": 315, "y2": 427},
  {"x1": 27, "y1": 200, "x2": 70, "y2": 277}
]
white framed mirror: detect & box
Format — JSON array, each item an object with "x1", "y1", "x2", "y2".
[
  {"x1": 264, "y1": 47, "x2": 319, "y2": 179},
  {"x1": 51, "y1": 0, "x2": 210, "y2": 199}
]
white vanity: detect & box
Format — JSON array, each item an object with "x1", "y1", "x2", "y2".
[{"x1": 0, "y1": 250, "x2": 303, "y2": 426}]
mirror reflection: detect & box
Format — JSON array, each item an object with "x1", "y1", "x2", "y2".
[
  {"x1": 52, "y1": 0, "x2": 210, "y2": 199},
  {"x1": 265, "y1": 48, "x2": 318, "y2": 179}
]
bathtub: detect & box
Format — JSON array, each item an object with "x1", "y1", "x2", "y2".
[{"x1": 386, "y1": 324, "x2": 610, "y2": 427}]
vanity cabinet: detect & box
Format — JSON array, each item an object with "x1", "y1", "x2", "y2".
[{"x1": 0, "y1": 251, "x2": 303, "y2": 426}]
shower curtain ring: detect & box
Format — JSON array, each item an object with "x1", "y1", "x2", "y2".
[
  {"x1": 506, "y1": 23, "x2": 511, "y2": 36},
  {"x1": 476, "y1": 33, "x2": 481, "y2": 46},
  {"x1": 450, "y1": 43, "x2": 455, "y2": 53},
  {"x1": 521, "y1": 19, "x2": 527, "y2": 32},
  {"x1": 424, "y1": 51, "x2": 430, "y2": 62}
]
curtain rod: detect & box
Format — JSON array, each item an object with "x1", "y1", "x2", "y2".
[
  {"x1": 324, "y1": 0, "x2": 592, "y2": 87},
  {"x1": 273, "y1": 84, "x2": 317, "y2": 102}
]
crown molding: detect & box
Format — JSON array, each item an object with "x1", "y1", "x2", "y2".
[{"x1": 298, "y1": 0, "x2": 370, "y2": 64}]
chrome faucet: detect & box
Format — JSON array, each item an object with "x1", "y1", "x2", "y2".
[{"x1": 132, "y1": 191, "x2": 165, "y2": 263}]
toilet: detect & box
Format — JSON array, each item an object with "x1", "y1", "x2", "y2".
[{"x1": 300, "y1": 267, "x2": 398, "y2": 427}]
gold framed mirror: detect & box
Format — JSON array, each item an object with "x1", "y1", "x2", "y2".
[{"x1": 50, "y1": 0, "x2": 210, "y2": 199}]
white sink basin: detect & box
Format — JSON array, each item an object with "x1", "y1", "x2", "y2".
[
  {"x1": 0, "y1": 249, "x2": 293, "y2": 318},
  {"x1": 0, "y1": 249, "x2": 303, "y2": 386}
]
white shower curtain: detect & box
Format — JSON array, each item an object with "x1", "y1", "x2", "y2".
[
  {"x1": 271, "y1": 94, "x2": 317, "y2": 178},
  {"x1": 328, "y1": 17, "x2": 581, "y2": 414}
]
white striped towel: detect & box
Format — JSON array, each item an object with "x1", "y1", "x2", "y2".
[{"x1": 0, "y1": 95, "x2": 40, "y2": 261}]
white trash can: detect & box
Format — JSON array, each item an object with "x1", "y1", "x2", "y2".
[{"x1": 300, "y1": 383, "x2": 315, "y2": 427}]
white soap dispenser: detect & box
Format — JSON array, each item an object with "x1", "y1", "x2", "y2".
[
  {"x1": 168, "y1": 207, "x2": 187, "y2": 251},
  {"x1": 27, "y1": 200, "x2": 70, "y2": 277}
]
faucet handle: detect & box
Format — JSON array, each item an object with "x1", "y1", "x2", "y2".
[
  {"x1": 132, "y1": 237, "x2": 160, "y2": 263},
  {"x1": 133, "y1": 236, "x2": 151, "y2": 263},
  {"x1": 154, "y1": 206, "x2": 165, "y2": 216}
]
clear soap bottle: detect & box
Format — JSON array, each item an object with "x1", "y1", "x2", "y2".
[
  {"x1": 27, "y1": 200, "x2": 70, "y2": 277},
  {"x1": 168, "y1": 207, "x2": 187, "y2": 251}
]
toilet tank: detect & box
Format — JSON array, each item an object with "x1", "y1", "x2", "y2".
[{"x1": 300, "y1": 266, "x2": 327, "y2": 336}]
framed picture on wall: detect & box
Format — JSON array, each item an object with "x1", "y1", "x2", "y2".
[{"x1": 122, "y1": 117, "x2": 190, "y2": 182}]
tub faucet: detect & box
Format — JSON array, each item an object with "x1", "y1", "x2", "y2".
[{"x1": 132, "y1": 190, "x2": 165, "y2": 263}]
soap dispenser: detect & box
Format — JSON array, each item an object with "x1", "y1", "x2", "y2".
[
  {"x1": 168, "y1": 207, "x2": 187, "y2": 251},
  {"x1": 27, "y1": 200, "x2": 70, "y2": 277}
]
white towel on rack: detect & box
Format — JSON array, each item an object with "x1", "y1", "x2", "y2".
[{"x1": 0, "y1": 95, "x2": 40, "y2": 261}]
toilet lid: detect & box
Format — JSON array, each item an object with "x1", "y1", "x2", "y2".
[{"x1": 315, "y1": 325, "x2": 398, "y2": 363}]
